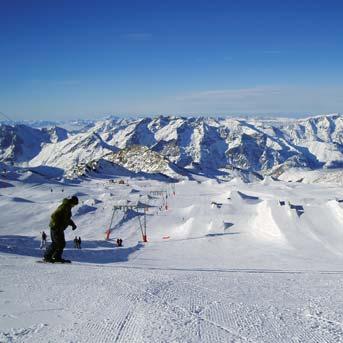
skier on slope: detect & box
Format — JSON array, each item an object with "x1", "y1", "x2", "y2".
[
  {"x1": 40, "y1": 231, "x2": 47, "y2": 249},
  {"x1": 43, "y1": 196, "x2": 79, "y2": 263}
]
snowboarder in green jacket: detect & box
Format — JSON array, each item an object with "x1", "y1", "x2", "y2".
[{"x1": 44, "y1": 196, "x2": 79, "y2": 263}]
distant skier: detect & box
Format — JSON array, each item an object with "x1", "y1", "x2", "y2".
[
  {"x1": 43, "y1": 196, "x2": 79, "y2": 263},
  {"x1": 74, "y1": 236, "x2": 78, "y2": 249},
  {"x1": 78, "y1": 236, "x2": 82, "y2": 249},
  {"x1": 116, "y1": 238, "x2": 123, "y2": 247},
  {"x1": 40, "y1": 231, "x2": 47, "y2": 249}
]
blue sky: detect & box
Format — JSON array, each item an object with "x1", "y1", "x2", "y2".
[{"x1": 0, "y1": 0, "x2": 342, "y2": 120}]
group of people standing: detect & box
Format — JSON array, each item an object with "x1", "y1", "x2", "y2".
[
  {"x1": 74, "y1": 236, "x2": 82, "y2": 249},
  {"x1": 40, "y1": 231, "x2": 82, "y2": 250}
]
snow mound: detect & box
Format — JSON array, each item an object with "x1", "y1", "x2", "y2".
[
  {"x1": 202, "y1": 179, "x2": 220, "y2": 186},
  {"x1": 327, "y1": 200, "x2": 343, "y2": 224},
  {"x1": 172, "y1": 217, "x2": 194, "y2": 239},
  {"x1": 73, "y1": 191, "x2": 88, "y2": 197},
  {"x1": 278, "y1": 168, "x2": 343, "y2": 185},
  {"x1": 130, "y1": 188, "x2": 140, "y2": 194},
  {"x1": 83, "y1": 198, "x2": 102, "y2": 206},
  {"x1": 236, "y1": 191, "x2": 261, "y2": 203},
  {"x1": 251, "y1": 201, "x2": 288, "y2": 245},
  {"x1": 75, "y1": 204, "x2": 97, "y2": 216}
]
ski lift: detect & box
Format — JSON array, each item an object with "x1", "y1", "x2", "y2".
[
  {"x1": 106, "y1": 202, "x2": 150, "y2": 242},
  {"x1": 149, "y1": 190, "x2": 169, "y2": 210}
]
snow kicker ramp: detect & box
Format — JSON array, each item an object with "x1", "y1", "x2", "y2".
[
  {"x1": 144, "y1": 187, "x2": 343, "y2": 270},
  {"x1": 254, "y1": 200, "x2": 343, "y2": 258}
]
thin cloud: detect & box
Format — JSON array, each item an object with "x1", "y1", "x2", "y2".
[
  {"x1": 176, "y1": 86, "x2": 282, "y2": 103},
  {"x1": 172, "y1": 86, "x2": 343, "y2": 113},
  {"x1": 122, "y1": 33, "x2": 153, "y2": 41}
]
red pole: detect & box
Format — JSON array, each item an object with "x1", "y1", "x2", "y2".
[{"x1": 106, "y1": 229, "x2": 110, "y2": 240}]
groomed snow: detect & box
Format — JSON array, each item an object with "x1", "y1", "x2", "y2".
[{"x1": 1, "y1": 174, "x2": 343, "y2": 342}]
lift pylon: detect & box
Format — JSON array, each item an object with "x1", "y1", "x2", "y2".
[{"x1": 106, "y1": 203, "x2": 151, "y2": 242}]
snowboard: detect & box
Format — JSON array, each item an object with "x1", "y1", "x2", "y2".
[{"x1": 37, "y1": 259, "x2": 72, "y2": 264}]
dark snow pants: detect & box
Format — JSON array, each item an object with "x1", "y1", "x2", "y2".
[{"x1": 44, "y1": 229, "x2": 66, "y2": 260}]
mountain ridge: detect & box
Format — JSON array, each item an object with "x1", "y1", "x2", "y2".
[{"x1": 0, "y1": 114, "x2": 342, "y2": 181}]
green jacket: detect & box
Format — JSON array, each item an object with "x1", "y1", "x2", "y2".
[{"x1": 49, "y1": 198, "x2": 76, "y2": 232}]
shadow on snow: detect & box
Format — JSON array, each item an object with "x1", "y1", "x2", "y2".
[{"x1": 0, "y1": 235, "x2": 144, "y2": 264}]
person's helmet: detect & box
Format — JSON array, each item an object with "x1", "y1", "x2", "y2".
[{"x1": 70, "y1": 195, "x2": 79, "y2": 205}]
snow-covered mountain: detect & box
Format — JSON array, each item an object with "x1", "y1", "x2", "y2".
[
  {"x1": 105, "y1": 145, "x2": 194, "y2": 180},
  {"x1": 0, "y1": 124, "x2": 69, "y2": 164},
  {"x1": 0, "y1": 114, "x2": 342, "y2": 181},
  {"x1": 0, "y1": 119, "x2": 96, "y2": 132}
]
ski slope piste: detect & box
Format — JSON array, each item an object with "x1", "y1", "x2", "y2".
[{"x1": 1, "y1": 172, "x2": 343, "y2": 342}]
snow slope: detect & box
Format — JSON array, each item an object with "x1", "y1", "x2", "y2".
[{"x1": 1, "y1": 173, "x2": 343, "y2": 342}]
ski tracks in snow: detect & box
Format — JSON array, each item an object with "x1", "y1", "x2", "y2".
[
  {"x1": 116, "y1": 277, "x2": 252, "y2": 343},
  {"x1": 0, "y1": 323, "x2": 47, "y2": 343},
  {"x1": 2, "y1": 261, "x2": 343, "y2": 342},
  {"x1": 53, "y1": 264, "x2": 343, "y2": 342}
]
